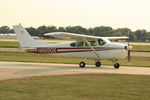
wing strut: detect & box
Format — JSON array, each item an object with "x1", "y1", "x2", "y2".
[{"x1": 83, "y1": 38, "x2": 101, "y2": 59}]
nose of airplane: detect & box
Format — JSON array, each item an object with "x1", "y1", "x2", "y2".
[{"x1": 125, "y1": 45, "x2": 132, "y2": 50}]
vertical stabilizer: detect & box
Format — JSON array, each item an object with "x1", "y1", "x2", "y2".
[{"x1": 13, "y1": 25, "x2": 49, "y2": 48}]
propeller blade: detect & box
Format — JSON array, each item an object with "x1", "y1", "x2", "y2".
[
  {"x1": 128, "y1": 50, "x2": 131, "y2": 63},
  {"x1": 127, "y1": 34, "x2": 131, "y2": 63}
]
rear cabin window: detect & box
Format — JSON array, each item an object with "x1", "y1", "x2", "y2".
[
  {"x1": 90, "y1": 41, "x2": 97, "y2": 46},
  {"x1": 70, "y1": 42, "x2": 84, "y2": 47},
  {"x1": 76, "y1": 42, "x2": 84, "y2": 47}
]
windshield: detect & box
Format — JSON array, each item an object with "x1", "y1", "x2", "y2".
[{"x1": 98, "y1": 39, "x2": 106, "y2": 46}]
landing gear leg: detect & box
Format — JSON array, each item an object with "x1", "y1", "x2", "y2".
[
  {"x1": 95, "y1": 61, "x2": 101, "y2": 67},
  {"x1": 79, "y1": 62, "x2": 86, "y2": 68},
  {"x1": 114, "y1": 63, "x2": 120, "y2": 69}
]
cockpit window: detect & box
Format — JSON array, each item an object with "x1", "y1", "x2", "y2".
[
  {"x1": 90, "y1": 41, "x2": 97, "y2": 46},
  {"x1": 98, "y1": 39, "x2": 106, "y2": 46},
  {"x1": 70, "y1": 42, "x2": 75, "y2": 47}
]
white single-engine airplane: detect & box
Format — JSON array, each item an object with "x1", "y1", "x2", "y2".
[{"x1": 13, "y1": 25, "x2": 132, "y2": 69}]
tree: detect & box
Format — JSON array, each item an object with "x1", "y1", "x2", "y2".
[
  {"x1": 26, "y1": 27, "x2": 37, "y2": 36},
  {"x1": 113, "y1": 28, "x2": 131, "y2": 36},
  {"x1": 47, "y1": 26, "x2": 57, "y2": 32},
  {"x1": 58, "y1": 27, "x2": 66, "y2": 32},
  {"x1": 134, "y1": 29, "x2": 147, "y2": 41},
  {"x1": 147, "y1": 32, "x2": 150, "y2": 41},
  {"x1": 92, "y1": 26, "x2": 113, "y2": 36},
  {"x1": 65, "y1": 26, "x2": 89, "y2": 34},
  {"x1": 128, "y1": 32, "x2": 136, "y2": 41},
  {"x1": 0, "y1": 26, "x2": 10, "y2": 33},
  {"x1": 36, "y1": 25, "x2": 48, "y2": 37},
  {"x1": 0, "y1": 25, "x2": 150, "y2": 42}
]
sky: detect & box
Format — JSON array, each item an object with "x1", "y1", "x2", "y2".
[{"x1": 0, "y1": 0, "x2": 150, "y2": 31}]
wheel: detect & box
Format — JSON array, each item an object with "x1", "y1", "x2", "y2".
[
  {"x1": 95, "y1": 61, "x2": 101, "y2": 67},
  {"x1": 79, "y1": 62, "x2": 85, "y2": 68},
  {"x1": 114, "y1": 63, "x2": 120, "y2": 69}
]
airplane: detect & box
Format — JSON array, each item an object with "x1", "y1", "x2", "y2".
[{"x1": 13, "y1": 24, "x2": 132, "y2": 69}]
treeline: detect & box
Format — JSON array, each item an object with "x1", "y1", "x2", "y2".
[{"x1": 0, "y1": 25, "x2": 150, "y2": 42}]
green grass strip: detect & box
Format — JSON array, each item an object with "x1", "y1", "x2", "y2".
[
  {"x1": 0, "y1": 74, "x2": 150, "y2": 100},
  {"x1": 0, "y1": 41, "x2": 19, "y2": 48},
  {"x1": 132, "y1": 45, "x2": 150, "y2": 52}
]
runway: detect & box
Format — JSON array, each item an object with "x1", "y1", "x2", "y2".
[{"x1": 0, "y1": 61, "x2": 150, "y2": 80}]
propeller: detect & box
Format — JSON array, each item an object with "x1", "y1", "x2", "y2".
[
  {"x1": 127, "y1": 34, "x2": 131, "y2": 63},
  {"x1": 128, "y1": 38, "x2": 131, "y2": 63}
]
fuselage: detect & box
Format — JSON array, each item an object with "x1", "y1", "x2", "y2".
[
  {"x1": 25, "y1": 39, "x2": 131, "y2": 61},
  {"x1": 13, "y1": 25, "x2": 132, "y2": 68}
]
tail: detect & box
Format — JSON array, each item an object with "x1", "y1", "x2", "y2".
[{"x1": 13, "y1": 25, "x2": 49, "y2": 48}]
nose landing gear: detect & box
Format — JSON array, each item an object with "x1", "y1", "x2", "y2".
[{"x1": 79, "y1": 61, "x2": 86, "y2": 68}]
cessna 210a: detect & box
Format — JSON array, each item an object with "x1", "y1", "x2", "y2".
[{"x1": 13, "y1": 25, "x2": 132, "y2": 69}]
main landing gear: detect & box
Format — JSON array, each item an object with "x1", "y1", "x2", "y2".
[
  {"x1": 95, "y1": 61, "x2": 101, "y2": 67},
  {"x1": 79, "y1": 61, "x2": 101, "y2": 68},
  {"x1": 114, "y1": 63, "x2": 120, "y2": 69},
  {"x1": 79, "y1": 61, "x2": 120, "y2": 69}
]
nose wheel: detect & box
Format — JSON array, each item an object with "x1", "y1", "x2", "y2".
[
  {"x1": 79, "y1": 62, "x2": 86, "y2": 68},
  {"x1": 114, "y1": 63, "x2": 120, "y2": 69}
]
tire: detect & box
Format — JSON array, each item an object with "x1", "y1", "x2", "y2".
[
  {"x1": 95, "y1": 61, "x2": 101, "y2": 67},
  {"x1": 114, "y1": 63, "x2": 120, "y2": 69},
  {"x1": 79, "y1": 62, "x2": 85, "y2": 68}
]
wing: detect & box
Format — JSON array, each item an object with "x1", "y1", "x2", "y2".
[
  {"x1": 45, "y1": 32, "x2": 128, "y2": 59},
  {"x1": 44, "y1": 32, "x2": 129, "y2": 41},
  {"x1": 105, "y1": 37, "x2": 129, "y2": 40},
  {"x1": 44, "y1": 32, "x2": 99, "y2": 41},
  {"x1": 45, "y1": 32, "x2": 102, "y2": 59}
]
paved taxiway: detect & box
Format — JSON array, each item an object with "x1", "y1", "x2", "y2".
[{"x1": 0, "y1": 61, "x2": 150, "y2": 80}]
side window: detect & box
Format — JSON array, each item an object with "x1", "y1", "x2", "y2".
[
  {"x1": 76, "y1": 42, "x2": 84, "y2": 47},
  {"x1": 90, "y1": 41, "x2": 97, "y2": 46},
  {"x1": 98, "y1": 39, "x2": 106, "y2": 46},
  {"x1": 70, "y1": 42, "x2": 75, "y2": 47}
]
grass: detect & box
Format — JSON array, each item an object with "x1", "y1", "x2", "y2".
[
  {"x1": 0, "y1": 41, "x2": 19, "y2": 48},
  {"x1": 132, "y1": 45, "x2": 150, "y2": 52},
  {"x1": 0, "y1": 74, "x2": 150, "y2": 100},
  {"x1": 0, "y1": 51, "x2": 150, "y2": 67},
  {"x1": 0, "y1": 41, "x2": 57, "y2": 48},
  {"x1": 0, "y1": 41, "x2": 150, "y2": 52}
]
